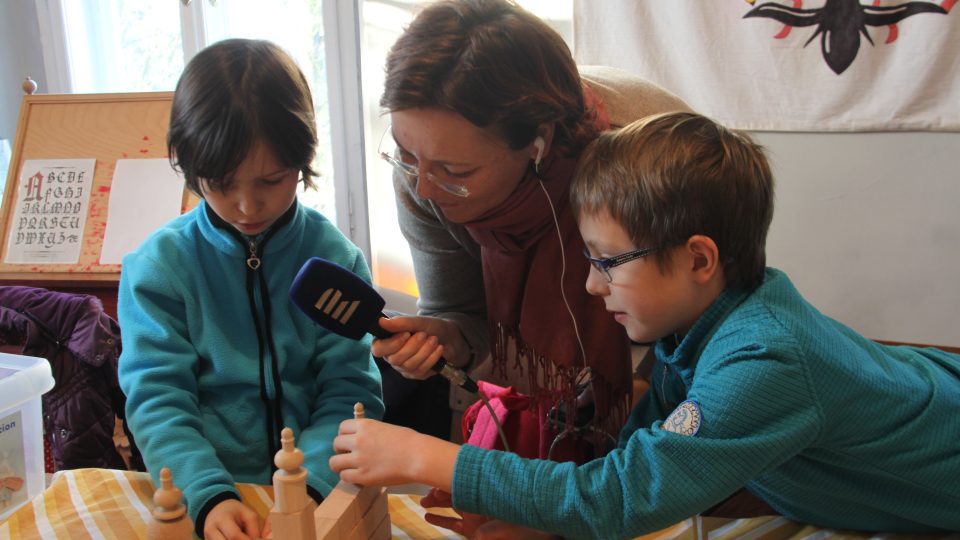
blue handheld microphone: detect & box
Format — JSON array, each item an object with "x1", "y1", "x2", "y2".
[{"x1": 289, "y1": 257, "x2": 478, "y2": 393}]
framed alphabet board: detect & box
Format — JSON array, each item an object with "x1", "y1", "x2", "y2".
[{"x1": 0, "y1": 92, "x2": 199, "y2": 284}]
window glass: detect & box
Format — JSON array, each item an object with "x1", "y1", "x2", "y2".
[
  {"x1": 59, "y1": 0, "x2": 336, "y2": 222},
  {"x1": 62, "y1": 1, "x2": 183, "y2": 93}
]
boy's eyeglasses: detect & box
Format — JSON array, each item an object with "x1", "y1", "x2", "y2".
[
  {"x1": 377, "y1": 126, "x2": 471, "y2": 198},
  {"x1": 583, "y1": 246, "x2": 659, "y2": 282}
]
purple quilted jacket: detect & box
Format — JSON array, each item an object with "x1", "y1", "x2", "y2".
[{"x1": 0, "y1": 286, "x2": 143, "y2": 471}]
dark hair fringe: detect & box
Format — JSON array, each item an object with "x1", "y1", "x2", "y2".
[{"x1": 167, "y1": 39, "x2": 318, "y2": 194}]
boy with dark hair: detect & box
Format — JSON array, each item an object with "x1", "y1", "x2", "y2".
[
  {"x1": 119, "y1": 39, "x2": 383, "y2": 539},
  {"x1": 329, "y1": 111, "x2": 960, "y2": 538}
]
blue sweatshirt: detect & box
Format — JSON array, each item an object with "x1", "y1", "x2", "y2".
[
  {"x1": 118, "y1": 200, "x2": 383, "y2": 530},
  {"x1": 452, "y1": 269, "x2": 960, "y2": 538}
]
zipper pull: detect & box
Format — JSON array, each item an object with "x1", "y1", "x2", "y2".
[{"x1": 246, "y1": 239, "x2": 261, "y2": 270}]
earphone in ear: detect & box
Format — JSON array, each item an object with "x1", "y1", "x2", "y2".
[
  {"x1": 533, "y1": 136, "x2": 546, "y2": 173},
  {"x1": 533, "y1": 136, "x2": 545, "y2": 165}
]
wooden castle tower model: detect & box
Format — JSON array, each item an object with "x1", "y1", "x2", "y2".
[{"x1": 149, "y1": 402, "x2": 390, "y2": 539}]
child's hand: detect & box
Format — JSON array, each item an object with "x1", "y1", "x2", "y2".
[
  {"x1": 420, "y1": 488, "x2": 559, "y2": 539},
  {"x1": 420, "y1": 488, "x2": 491, "y2": 537},
  {"x1": 203, "y1": 499, "x2": 260, "y2": 540},
  {"x1": 330, "y1": 419, "x2": 423, "y2": 485},
  {"x1": 372, "y1": 316, "x2": 469, "y2": 379},
  {"x1": 331, "y1": 418, "x2": 459, "y2": 491},
  {"x1": 472, "y1": 520, "x2": 563, "y2": 540},
  {"x1": 260, "y1": 514, "x2": 273, "y2": 539}
]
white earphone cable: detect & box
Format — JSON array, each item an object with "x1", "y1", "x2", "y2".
[{"x1": 537, "y1": 178, "x2": 589, "y2": 376}]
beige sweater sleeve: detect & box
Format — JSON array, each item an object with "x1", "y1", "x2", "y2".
[{"x1": 579, "y1": 65, "x2": 693, "y2": 128}]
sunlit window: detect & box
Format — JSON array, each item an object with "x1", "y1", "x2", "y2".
[
  {"x1": 61, "y1": 2, "x2": 183, "y2": 93},
  {"x1": 53, "y1": 0, "x2": 336, "y2": 221}
]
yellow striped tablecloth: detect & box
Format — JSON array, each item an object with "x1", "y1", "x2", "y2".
[
  {"x1": 0, "y1": 469, "x2": 463, "y2": 540},
  {"x1": 0, "y1": 469, "x2": 955, "y2": 539}
]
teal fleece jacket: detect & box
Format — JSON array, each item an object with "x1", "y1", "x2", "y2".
[
  {"x1": 118, "y1": 200, "x2": 383, "y2": 531},
  {"x1": 452, "y1": 269, "x2": 960, "y2": 538}
]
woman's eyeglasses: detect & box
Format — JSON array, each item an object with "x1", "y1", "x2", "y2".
[
  {"x1": 583, "y1": 246, "x2": 659, "y2": 282},
  {"x1": 377, "y1": 126, "x2": 471, "y2": 198}
]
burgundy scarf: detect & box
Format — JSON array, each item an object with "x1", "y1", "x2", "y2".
[{"x1": 463, "y1": 95, "x2": 631, "y2": 458}]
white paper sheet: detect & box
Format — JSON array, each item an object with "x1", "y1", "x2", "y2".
[
  {"x1": 99, "y1": 159, "x2": 184, "y2": 265},
  {"x1": 4, "y1": 159, "x2": 96, "y2": 264}
]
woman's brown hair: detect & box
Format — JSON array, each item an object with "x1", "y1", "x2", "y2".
[{"x1": 381, "y1": 0, "x2": 598, "y2": 155}]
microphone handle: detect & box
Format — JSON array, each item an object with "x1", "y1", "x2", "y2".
[{"x1": 373, "y1": 314, "x2": 478, "y2": 393}]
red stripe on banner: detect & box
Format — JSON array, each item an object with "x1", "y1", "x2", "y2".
[
  {"x1": 871, "y1": 0, "x2": 899, "y2": 44},
  {"x1": 775, "y1": 0, "x2": 803, "y2": 39},
  {"x1": 943, "y1": 0, "x2": 956, "y2": 12},
  {"x1": 886, "y1": 24, "x2": 899, "y2": 43}
]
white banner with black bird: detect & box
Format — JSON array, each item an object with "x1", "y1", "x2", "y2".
[{"x1": 574, "y1": 0, "x2": 958, "y2": 131}]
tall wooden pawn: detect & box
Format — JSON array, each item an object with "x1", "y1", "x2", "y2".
[
  {"x1": 268, "y1": 428, "x2": 318, "y2": 540},
  {"x1": 147, "y1": 467, "x2": 194, "y2": 540}
]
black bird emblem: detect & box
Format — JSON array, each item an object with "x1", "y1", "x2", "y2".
[{"x1": 744, "y1": 0, "x2": 950, "y2": 74}]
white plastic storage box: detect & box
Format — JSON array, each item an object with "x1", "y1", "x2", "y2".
[{"x1": 0, "y1": 353, "x2": 54, "y2": 522}]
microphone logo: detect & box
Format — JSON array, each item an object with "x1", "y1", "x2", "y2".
[{"x1": 314, "y1": 288, "x2": 361, "y2": 325}]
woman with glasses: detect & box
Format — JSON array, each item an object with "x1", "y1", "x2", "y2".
[{"x1": 372, "y1": 0, "x2": 689, "y2": 462}]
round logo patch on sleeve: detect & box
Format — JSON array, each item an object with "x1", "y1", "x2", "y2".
[{"x1": 662, "y1": 400, "x2": 702, "y2": 436}]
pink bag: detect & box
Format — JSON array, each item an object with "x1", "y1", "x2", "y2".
[
  {"x1": 461, "y1": 381, "x2": 541, "y2": 458},
  {"x1": 461, "y1": 381, "x2": 598, "y2": 462}
]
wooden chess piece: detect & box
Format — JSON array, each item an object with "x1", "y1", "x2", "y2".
[
  {"x1": 22, "y1": 77, "x2": 37, "y2": 95},
  {"x1": 147, "y1": 467, "x2": 194, "y2": 540},
  {"x1": 314, "y1": 402, "x2": 391, "y2": 540},
  {"x1": 268, "y1": 427, "x2": 318, "y2": 539}
]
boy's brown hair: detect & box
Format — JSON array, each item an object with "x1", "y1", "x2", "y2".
[{"x1": 570, "y1": 111, "x2": 775, "y2": 290}]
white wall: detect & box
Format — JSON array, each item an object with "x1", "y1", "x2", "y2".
[
  {"x1": 0, "y1": 2, "x2": 45, "y2": 142},
  {"x1": 759, "y1": 131, "x2": 959, "y2": 347}
]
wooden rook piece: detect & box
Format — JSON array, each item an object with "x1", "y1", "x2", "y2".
[
  {"x1": 147, "y1": 467, "x2": 194, "y2": 540},
  {"x1": 313, "y1": 402, "x2": 391, "y2": 539},
  {"x1": 268, "y1": 427, "x2": 319, "y2": 540}
]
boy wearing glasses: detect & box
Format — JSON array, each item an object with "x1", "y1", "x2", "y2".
[{"x1": 329, "y1": 112, "x2": 960, "y2": 538}]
